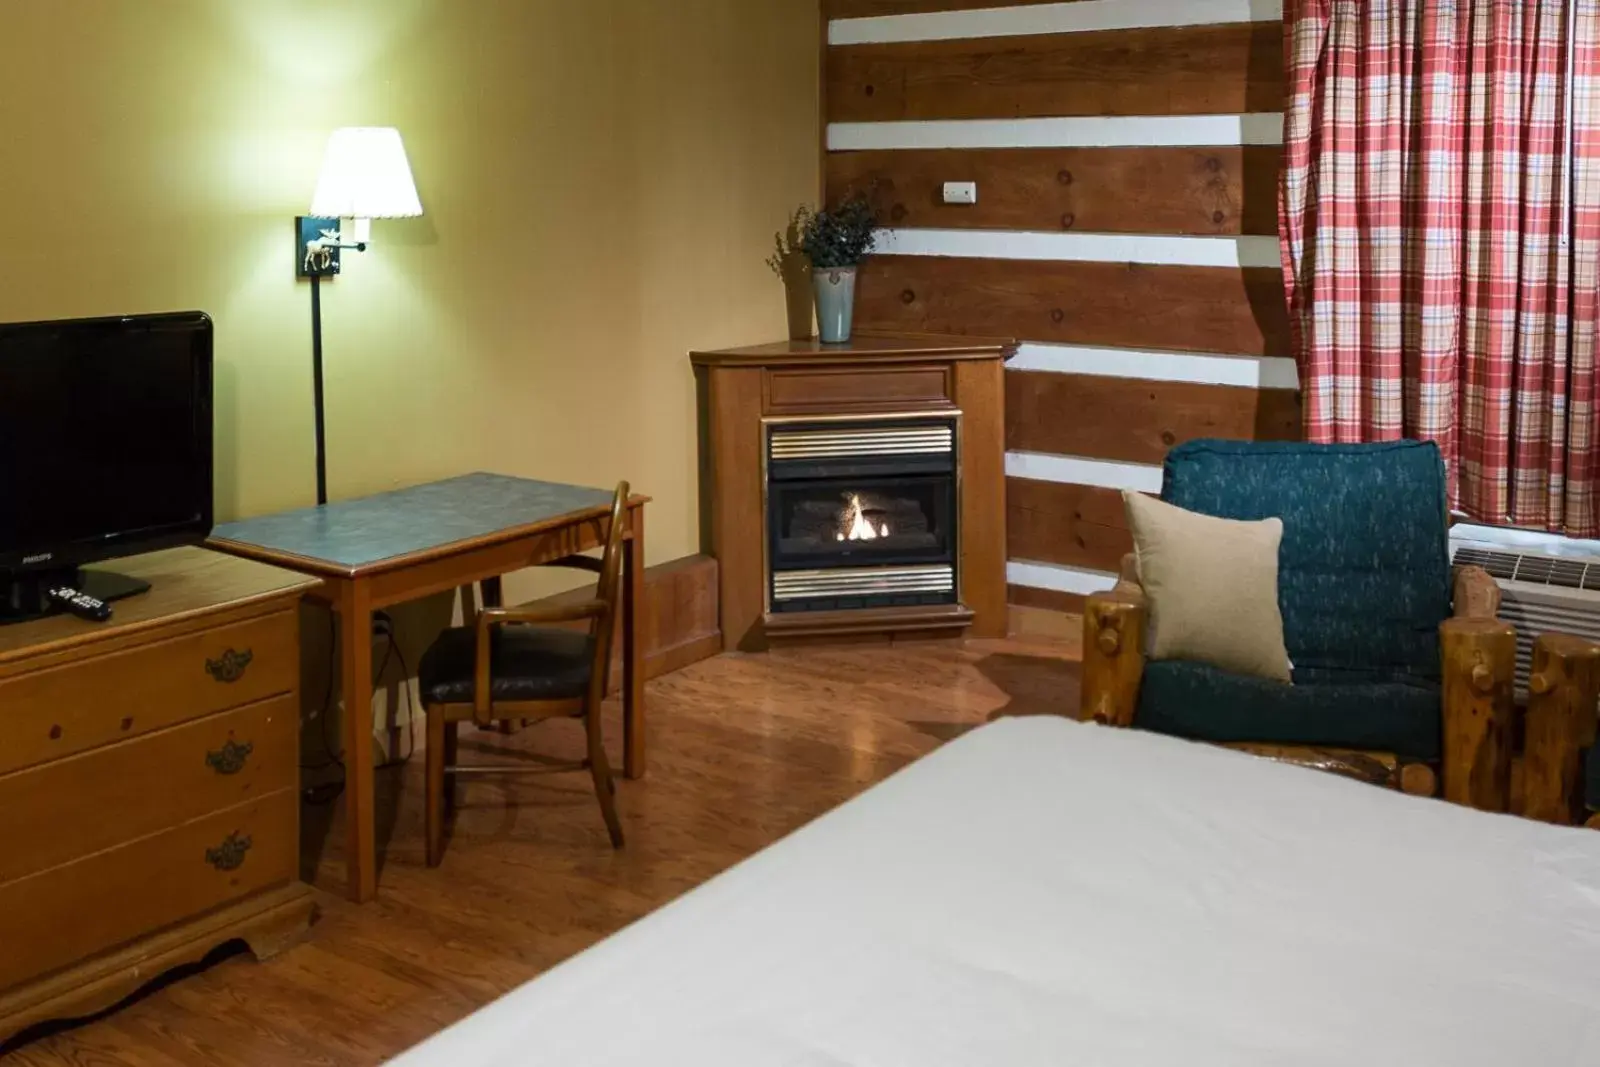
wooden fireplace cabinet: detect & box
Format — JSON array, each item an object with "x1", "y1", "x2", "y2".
[{"x1": 692, "y1": 334, "x2": 1015, "y2": 650}]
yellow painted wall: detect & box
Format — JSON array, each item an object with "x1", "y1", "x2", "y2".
[
  {"x1": 0, "y1": 0, "x2": 820, "y2": 567},
  {"x1": 0, "y1": 1, "x2": 819, "y2": 766}
]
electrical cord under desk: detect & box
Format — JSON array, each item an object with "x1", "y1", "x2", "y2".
[{"x1": 302, "y1": 610, "x2": 417, "y2": 806}]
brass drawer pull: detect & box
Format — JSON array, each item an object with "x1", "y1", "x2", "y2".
[
  {"x1": 205, "y1": 739, "x2": 254, "y2": 775},
  {"x1": 205, "y1": 648, "x2": 254, "y2": 683},
  {"x1": 205, "y1": 832, "x2": 253, "y2": 872}
]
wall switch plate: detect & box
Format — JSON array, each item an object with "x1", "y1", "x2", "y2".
[
  {"x1": 296, "y1": 215, "x2": 343, "y2": 278},
  {"x1": 942, "y1": 181, "x2": 978, "y2": 205}
]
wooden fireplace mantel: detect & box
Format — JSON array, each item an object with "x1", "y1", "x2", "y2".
[
  {"x1": 690, "y1": 336, "x2": 1017, "y2": 368},
  {"x1": 692, "y1": 333, "x2": 1015, "y2": 650}
]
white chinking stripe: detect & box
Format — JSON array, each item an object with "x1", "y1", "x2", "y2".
[
  {"x1": 830, "y1": 0, "x2": 1283, "y2": 46},
  {"x1": 827, "y1": 114, "x2": 1284, "y2": 151},
  {"x1": 1007, "y1": 343, "x2": 1300, "y2": 390},
  {"x1": 1008, "y1": 559, "x2": 1118, "y2": 597},
  {"x1": 1005, "y1": 453, "x2": 1158, "y2": 595},
  {"x1": 875, "y1": 228, "x2": 1280, "y2": 270},
  {"x1": 1005, "y1": 451, "x2": 1164, "y2": 493}
]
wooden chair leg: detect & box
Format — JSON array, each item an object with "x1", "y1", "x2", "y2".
[
  {"x1": 425, "y1": 712, "x2": 446, "y2": 867},
  {"x1": 586, "y1": 712, "x2": 624, "y2": 849},
  {"x1": 1520, "y1": 634, "x2": 1600, "y2": 824},
  {"x1": 442, "y1": 721, "x2": 459, "y2": 813}
]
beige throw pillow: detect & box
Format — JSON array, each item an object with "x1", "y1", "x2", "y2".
[{"x1": 1122, "y1": 492, "x2": 1291, "y2": 684}]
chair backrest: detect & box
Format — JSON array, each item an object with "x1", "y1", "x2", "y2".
[
  {"x1": 590, "y1": 481, "x2": 631, "y2": 682},
  {"x1": 1160, "y1": 440, "x2": 1452, "y2": 683}
]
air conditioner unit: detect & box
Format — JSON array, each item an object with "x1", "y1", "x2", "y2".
[{"x1": 1450, "y1": 537, "x2": 1600, "y2": 700}]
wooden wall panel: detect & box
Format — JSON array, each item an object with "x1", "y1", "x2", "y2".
[
  {"x1": 828, "y1": 23, "x2": 1283, "y2": 123},
  {"x1": 1007, "y1": 478, "x2": 1133, "y2": 572},
  {"x1": 856, "y1": 256, "x2": 1290, "y2": 356},
  {"x1": 1008, "y1": 584, "x2": 1088, "y2": 616},
  {"x1": 827, "y1": 0, "x2": 1076, "y2": 17},
  {"x1": 522, "y1": 554, "x2": 722, "y2": 681},
  {"x1": 824, "y1": 1, "x2": 1293, "y2": 617},
  {"x1": 1006, "y1": 372, "x2": 1301, "y2": 465},
  {"x1": 1007, "y1": 599, "x2": 1085, "y2": 644},
  {"x1": 829, "y1": 146, "x2": 1281, "y2": 235}
]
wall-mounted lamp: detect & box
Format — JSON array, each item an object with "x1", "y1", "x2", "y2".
[{"x1": 295, "y1": 126, "x2": 423, "y2": 504}]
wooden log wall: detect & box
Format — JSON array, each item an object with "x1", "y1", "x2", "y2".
[{"x1": 824, "y1": 0, "x2": 1299, "y2": 613}]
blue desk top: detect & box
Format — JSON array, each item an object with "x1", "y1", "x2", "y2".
[{"x1": 210, "y1": 472, "x2": 616, "y2": 574}]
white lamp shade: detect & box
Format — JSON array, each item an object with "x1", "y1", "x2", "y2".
[{"x1": 309, "y1": 127, "x2": 423, "y2": 220}]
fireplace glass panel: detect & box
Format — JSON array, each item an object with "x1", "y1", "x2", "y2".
[{"x1": 769, "y1": 476, "x2": 953, "y2": 571}]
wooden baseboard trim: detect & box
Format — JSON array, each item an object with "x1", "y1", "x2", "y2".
[
  {"x1": 1007, "y1": 601, "x2": 1081, "y2": 643},
  {"x1": 648, "y1": 632, "x2": 724, "y2": 680},
  {"x1": 764, "y1": 603, "x2": 975, "y2": 643},
  {"x1": 531, "y1": 554, "x2": 722, "y2": 681},
  {"x1": 1008, "y1": 583, "x2": 1087, "y2": 615}
]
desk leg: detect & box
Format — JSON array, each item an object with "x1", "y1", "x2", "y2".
[
  {"x1": 624, "y1": 505, "x2": 646, "y2": 779},
  {"x1": 339, "y1": 579, "x2": 377, "y2": 903}
]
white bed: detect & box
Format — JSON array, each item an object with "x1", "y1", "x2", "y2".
[{"x1": 387, "y1": 717, "x2": 1600, "y2": 1066}]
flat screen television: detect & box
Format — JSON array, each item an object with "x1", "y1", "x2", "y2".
[{"x1": 0, "y1": 311, "x2": 214, "y2": 621}]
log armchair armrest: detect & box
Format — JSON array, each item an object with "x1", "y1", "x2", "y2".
[
  {"x1": 1451, "y1": 564, "x2": 1502, "y2": 620},
  {"x1": 1518, "y1": 633, "x2": 1600, "y2": 825},
  {"x1": 1438, "y1": 616, "x2": 1517, "y2": 812},
  {"x1": 1080, "y1": 554, "x2": 1147, "y2": 728},
  {"x1": 1446, "y1": 565, "x2": 1600, "y2": 823}
]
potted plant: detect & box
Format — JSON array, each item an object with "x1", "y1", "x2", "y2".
[{"x1": 770, "y1": 196, "x2": 879, "y2": 344}]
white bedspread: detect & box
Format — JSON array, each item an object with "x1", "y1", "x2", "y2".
[{"x1": 387, "y1": 717, "x2": 1600, "y2": 1066}]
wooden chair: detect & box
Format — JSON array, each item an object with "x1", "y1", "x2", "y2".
[
  {"x1": 419, "y1": 482, "x2": 629, "y2": 865},
  {"x1": 1081, "y1": 439, "x2": 1600, "y2": 818}
]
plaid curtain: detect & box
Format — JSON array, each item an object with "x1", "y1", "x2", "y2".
[{"x1": 1280, "y1": 0, "x2": 1600, "y2": 535}]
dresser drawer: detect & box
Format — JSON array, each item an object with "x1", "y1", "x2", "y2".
[
  {"x1": 0, "y1": 610, "x2": 297, "y2": 777},
  {"x1": 0, "y1": 789, "x2": 297, "y2": 990},
  {"x1": 0, "y1": 696, "x2": 297, "y2": 885},
  {"x1": 765, "y1": 364, "x2": 953, "y2": 414}
]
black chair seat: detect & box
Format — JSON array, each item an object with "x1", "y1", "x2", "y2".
[{"x1": 419, "y1": 625, "x2": 595, "y2": 706}]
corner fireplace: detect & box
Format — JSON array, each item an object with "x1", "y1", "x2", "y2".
[{"x1": 765, "y1": 417, "x2": 959, "y2": 614}]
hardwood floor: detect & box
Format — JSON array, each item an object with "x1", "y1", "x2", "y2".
[{"x1": 7, "y1": 633, "x2": 1080, "y2": 1066}]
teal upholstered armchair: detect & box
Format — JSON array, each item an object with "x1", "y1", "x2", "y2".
[{"x1": 1081, "y1": 439, "x2": 1600, "y2": 818}]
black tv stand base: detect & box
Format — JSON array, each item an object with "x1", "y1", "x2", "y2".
[{"x1": 0, "y1": 568, "x2": 152, "y2": 625}]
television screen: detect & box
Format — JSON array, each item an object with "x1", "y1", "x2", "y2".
[{"x1": 0, "y1": 312, "x2": 214, "y2": 573}]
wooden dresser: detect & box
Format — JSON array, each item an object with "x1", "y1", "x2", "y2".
[{"x1": 0, "y1": 547, "x2": 319, "y2": 1043}]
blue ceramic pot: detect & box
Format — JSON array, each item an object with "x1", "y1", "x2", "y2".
[{"x1": 813, "y1": 266, "x2": 858, "y2": 344}]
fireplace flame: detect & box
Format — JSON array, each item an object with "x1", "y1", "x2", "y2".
[{"x1": 838, "y1": 494, "x2": 890, "y2": 543}]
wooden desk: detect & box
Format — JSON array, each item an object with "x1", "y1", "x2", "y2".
[{"x1": 209, "y1": 473, "x2": 648, "y2": 903}]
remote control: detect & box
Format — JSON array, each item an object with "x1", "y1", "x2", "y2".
[{"x1": 46, "y1": 585, "x2": 113, "y2": 623}]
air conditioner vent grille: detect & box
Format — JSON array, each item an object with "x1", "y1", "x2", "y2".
[
  {"x1": 1452, "y1": 547, "x2": 1519, "y2": 580},
  {"x1": 1453, "y1": 545, "x2": 1594, "y2": 589}
]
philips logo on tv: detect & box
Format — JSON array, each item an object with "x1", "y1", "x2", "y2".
[{"x1": 22, "y1": 553, "x2": 53, "y2": 565}]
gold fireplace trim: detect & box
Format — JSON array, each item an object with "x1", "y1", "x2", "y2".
[
  {"x1": 772, "y1": 564, "x2": 956, "y2": 603},
  {"x1": 769, "y1": 424, "x2": 954, "y2": 460},
  {"x1": 760, "y1": 409, "x2": 965, "y2": 616}
]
